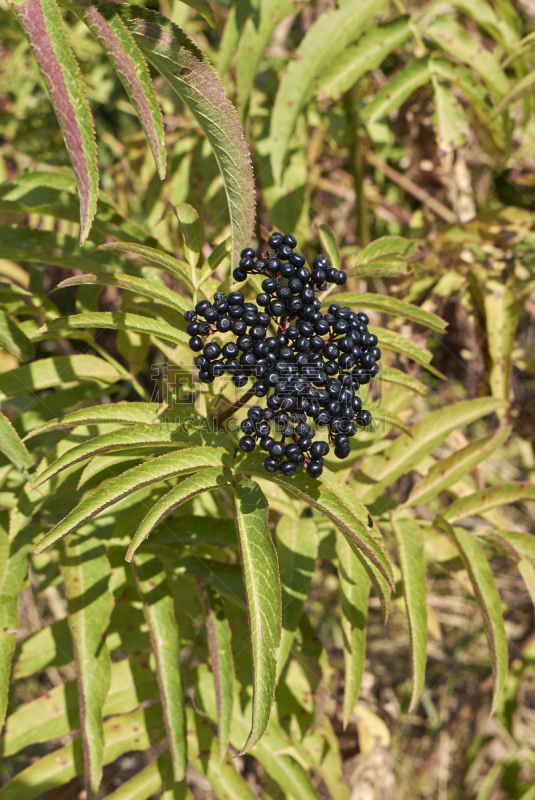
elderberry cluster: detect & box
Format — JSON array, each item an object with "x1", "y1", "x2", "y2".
[{"x1": 183, "y1": 232, "x2": 380, "y2": 478}]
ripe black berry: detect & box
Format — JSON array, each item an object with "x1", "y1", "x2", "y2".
[{"x1": 183, "y1": 232, "x2": 379, "y2": 478}]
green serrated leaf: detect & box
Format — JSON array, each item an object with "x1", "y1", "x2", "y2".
[
  {"x1": 59, "y1": 0, "x2": 166, "y2": 179},
  {"x1": 335, "y1": 530, "x2": 370, "y2": 728},
  {"x1": 317, "y1": 17, "x2": 411, "y2": 100},
  {"x1": 10, "y1": 0, "x2": 98, "y2": 242},
  {"x1": 484, "y1": 279, "x2": 517, "y2": 406},
  {"x1": 61, "y1": 536, "x2": 114, "y2": 795},
  {"x1": 24, "y1": 402, "x2": 161, "y2": 440},
  {"x1": 0, "y1": 706, "x2": 164, "y2": 800},
  {"x1": 340, "y1": 292, "x2": 447, "y2": 332},
  {"x1": 133, "y1": 554, "x2": 186, "y2": 781},
  {"x1": 0, "y1": 521, "x2": 37, "y2": 729},
  {"x1": 33, "y1": 312, "x2": 189, "y2": 347},
  {"x1": 369, "y1": 326, "x2": 444, "y2": 378},
  {"x1": 437, "y1": 518, "x2": 507, "y2": 713},
  {"x1": 404, "y1": 427, "x2": 511, "y2": 509},
  {"x1": 0, "y1": 355, "x2": 124, "y2": 402},
  {"x1": 55, "y1": 273, "x2": 191, "y2": 313},
  {"x1": 236, "y1": 0, "x2": 297, "y2": 117},
  {"x1": 2, "y1": 655, "x2": 160, "y2": 756},
  {"x1": 363, "y1": 57, "x2": 431, "y2": 126},
  {"x1": 0, "y1": 411, "x2": 33, "y2": 474},
  {"x1": 238, "y1": 455, "x2": 394, "y2": 617},
  {"x1": 318, "y1": 224, "x2": 341, "y2": 272},
  {"x1": 96, "y1": 243, "x2": 193, "y2": 291},
  {"x1": 355, "y1": 236, "x2": 417, "y2": 265},
  {"x1": 270, "y1": 0, "x2": 388, "y2": 183},
  {"x1": 443, "y1": 482, "x2": 535, "y2": 523},
  {"x1": 0, "y1": 309, "x2": 34, "y2": 363},
  {"x1": 174, "y1": 202, "x2": 202, "y2": 272},
  {"x1": 187, "y1": 708, "x2": 258, "y2": 799},
  {"x1": 233, "y1": 476, "x2": 281, "y2": 754},
  {"x1": 33, "y1": 447, "x2": 231, "y2": 553},
  {"x1": 197, "y1": 580, "x2": 234, "y2": 761},
  {"x1": 391, "y1": 515, "x2": 427, "y2": 711},
  {"x1": 481, "y1": 530, "x2": 535, "y2": 564},
  {"x1": 431, "y1": 76, "x2": 467, "y2": 154},
  {"x1": 378, "y1": 365, "x2": 428, "y2": 397},
  {"x1": 358, "y1": 397, "x2": 505, "y2": 503},
  {"x1": 119, "y1": 6, "x2": 255, "y2": 271},
  {"x1": 424, "y1": 17, "x2": 509, "y2": 99},
  {"x1": 276, "y1": 516, "x2": 318, "y2": 679},
  {"x1": 126, "y1": 466, "x2": 233, "y2": 560}
]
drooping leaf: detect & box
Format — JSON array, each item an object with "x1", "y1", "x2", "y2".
[
  {"x1": 431, "y1": 76, "x2": 467, "y2": 153},
  {"x1": 174, "y1": 203, "x2": 202, "y2": 272},
  {"x1": 391, "y1": 515, "x2": 427, "y2": 711},
  {"x1": 0, "y1": 355, "x2": 124, "y2": 402},
  {"x1": 362, "y1": 57, "x2": 431, "y2": 126},
  {"x1": 54, "y1": 273, "x2": 191, "y2": 313},
  {"x1": 358, "y1": 397, "x2": 505, "y2": 504},
  {"x1": 369, "y1": 326, "x2": 445, "y2": 378},
  {"x1": 317, "y1": 16, "x2": 411, "y2": 100},
  {"x1": 481, "y1": 530, "x2": 535, "y2": 564},
  {"x1": 9, "y1": 0, "x2": 98, "y2": 243},
  {"x1": 118, "y1": 5, "x2": 255, "y2": 270},
  {"x1": 354, "y1": 236, "x2": 418, "y2": 265},
  {"x1": 0, "y1": 706, "x2": 164, "y2": 800},
  {"x1": 187, "y1": 708, "x2": 258, "y2": 800},
  {"x1": 195, "y1": 665, "x2": 321, "y2": 800},
  {"x1": 2, "y1": 655, "x2": 160, "y2": 756},
  {"x1": 424, "y1": 17, "x2": 509, "y2": 99},
  {"x1": 436, "y1": 518, "x2": 507, "y2": 713},
  {"x1": 176, "y1": 0, "x2": 217, "y2": 28},
  {"x1": 233, "y1": 476, "x2": 281, "y2": 754},
  {"x1": 340, "y1": 292, "x2": 447, "y2": 332},
  {"x1": 335, "y1": 530, "x2": 370, "y2": 728},
  {"x1": 270, "y1": 0, "x2": 388, "y2": 183},
  {"x1": 32, "y1": 423, "x2": 229, "y2": 489},
  {"x1": 24, "y1": 402, "x2": 161, "y2": 440},
  {"x1": 0, "y1": 309, "x2": 34, "y2": 363},
  {"x1": 494, "y1": 70, "x2": 535, "y2": 115},
  {"x1": 236, "y1": 0, "x2": 297, "y2": 117},
  {"x1": 133, "y1": 554, "x2": 186, "y2": 781},
  {"x1": 96, "y1": 243, "x2": 193, "y2": 291},
  {"x1": 276, "y1": 515, "x2": 318, "y2": 679},
  {"x1": 0, "y1": 521, "x2": 37, "y2": 730},
  {"x1": 33, "y1": 447, "x2": 231, "y2": 553},
  {"x1": 238, "y1": 454, "x2": 394, "y2": 617},
  {"x1": 0, "y1": 411, "x2": 33, "y2": 475},
  {"x1": 197, "y1": 580, "x2": 234, "y2": 761},
  {"x1": 126, "y1": 466, "x2": 233, "y2": 561},
  {"x1": 443, "y1": 482, "x2": 535, "y2": 523},
  {"x1": 318, "y1": 224, "x2": 341, "y2": 272},
  {"x1": 61, "y1": 535, "x2": 114, "y2": 795},
  {"x1": 59, "y1": 0, "x2": 166, "y2": 179},
  {"x1": 404, "y1": 427, "x2": 511, "y2": 509},
  {"x1": 33, "y1": 312, "x2": 189, "y2": 347},
  {"x1": 484, "y1": 279, "x2": 517, "y2": 406},
  {"x1": 378, "y1": 365, "x2": 428, "y2": 397}
]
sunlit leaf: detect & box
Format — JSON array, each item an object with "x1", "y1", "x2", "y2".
[
  {"x1": 133, "y1": 554, "x2": 186, "y2": 781},
  {"x1": 0, "y1": 309, "x2": 34, "y2": 363},
  {"x1": 0, "y1": 411, "x2": 33, "y2": 475},
  {"x1": 391, "y1": 515, "x2": 427, "y2": 710},
  {"x1": 443, "y1": 481, "x2": 535, "y2": 523},
  {"x1": 60, "y1": 0, "x2": 166, "y2": 179},
  {"x1": 340, "y1": 292, "x2": 447, "y2": 332},
  {"x1": 233, "y1": 476, "x2": 281, "y2": 754},
  {"x1": 358, "y1": 397, "x2": 505, "y2": 503},
  {"x1": 404, "y1": 427, "x2": 510, "y2": 509},
  {"x1": 33, "y1": 447, "x2": 231, "y2": 553},
  {"x1": 363, "y1": 58, "x2": 431, "y2": 126},
  {"x1": 436, "y1": 518, "x2": 507, "y2": 713},
  {"x1": 118, "y1": 5, "x2": 255, "y2": 270},
  {"x1": 126, "y1": 466, "x2": 233, "y2": 560},
  {"x1": 276, "y1": 515, "x2": 318, "y2": 679},
  {"x1": 9, "y1": 0, "x2": 98, "y2": 242},
  {"x1": 0, "y1": 355, "x2": 124, "y2": 402},
  {"x1": 61, "y1": 536, "x2": 114, "y2": 795},
  {"x1": 55, "y1": 273, "x2": 191, "y2": 314},
  {"x1": 484, "y1": 279, "x2": 517, "y2": 406},
  {"x1": 335, "y1": 530, "x2": 370, "y2": 728},
  {"x1": 270, "y1": 0, "x2": 388, "y2": 183},
  {"x1": 33, "y1": 312, "x2": 189, "y2": 347}
]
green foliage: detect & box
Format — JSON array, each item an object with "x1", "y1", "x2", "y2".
[{"x1": 1, "y1": 0, "x2": 535, "y2": 796}]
